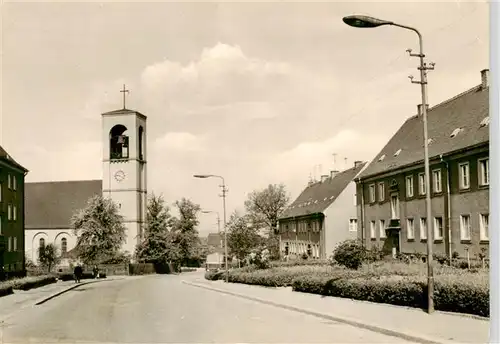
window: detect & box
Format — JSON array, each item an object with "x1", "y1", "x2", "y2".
[
  {"x1": 378, "y1": 154, "x2": 386, "y2": 162},
  {"x1": 434, "y1": 217, "x2": 444, "y2": 240},
  {"x1": 370, "y1": 221, "x2": 376, "y2": 238},
  {"x1": 420, "y1": 218, "x2": 427, "y2": 240},
  {"x1": 7, "y1": 174, "x2": 11, "y2": 189},
  {"x1": 377, "y1": 182, "x2": 385, "y2": 201},
  {"x1": 478, "y1": 158, "x2": 489, "y2": 186},
  {"x1": 0, "y1": 216, "x2": 2, "y2": 235},
  {"x1": 7, "y1": 237, "x2": 12, "y2": 252},
  {"x1": 13, "y1": 237, "x2": 17, "y2": 251},
  {"x1": 353, "y1": 194, "x2": 357, "y2": 206},
  {"x1": 433, "y1": 169, "x2": 442, "y2": 193},
  {"x1": 394, "y1": 149, "x2": 402, "y2": 157},
  {"x1": 349, "y1": 219, "x2": 358, "y2": 232},
  {"x1": 39, "y1": 238, "x2": 45, "y2": 250},
  {"x1": 7, "y1": 204, "x2": 12, "y2": 220},
  {"x1": 407, "y1": 218, "x2": 415, "y2": 240},
  {"x1": 459, "y1": 162, "x2": 470, "y2": 189},
  {"x1": 480, "y1": 116, "x2": 489, "y2": 127},
  {"x1": 460, "y1": 215, "x2": 471, "y2": 240},
  {"x1": 61, "y1": 238, "x2": 68, "y2": 253},
  {"x1": 418, "y1": 173, "x2": 426, "y2": 195},
  {"x1": 13, "y1": 205, "x2": 17, "y2": 221},
  {"x1": 480, "y1": 214, "x2": 489, "y2": 241},
  {"x1": 12, "y1": 176, "x2": 17, "y2": 191},
  {"x1": 0, "y1": 182, "x2": 2, "y2": 202},
  {"x1": 390, "y1": 195, "x2": 400, "y2": 219},
  {"x1": 379, "y1": 219, "x2": 386, "y2": 238},
  {"x1": 406, "y1": 176, "x2": 414, "y2": 197},
  {"x1": 369, "y1": 184, "x2": 375, "y2": 203}
]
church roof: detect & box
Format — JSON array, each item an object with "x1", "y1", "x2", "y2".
[
  {"x1": 0, "y1": 145, "x2": 28, "y2": 172},
  {"x1": 25, "y1": 180, "x2": 102, "y2": 230},
  {"x1": 102, "y1": 108, "x2": 147, "y2": 119}
]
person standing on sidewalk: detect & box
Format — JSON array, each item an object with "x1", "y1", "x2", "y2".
[
  {"x1": 92, "y1": 265, "x2": 99, "y2": 279},
  {"x1": 74, "y1": 264, "x2": 82, "y2": 283}
]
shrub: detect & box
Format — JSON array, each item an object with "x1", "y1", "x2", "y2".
[
  {"x1": 205, "y1": 270, "x2": 223, "y2": 281},
  {"x1": 0, "y1": 284, "x2": 13, "y2": 297},
  {"x1": 270, "y1": 259, "x2": 329, "y2": 268},
  {"x1": 2, "y1": 275, "x2": 57, "y2": 291},
  {"x1": 291, "y1": 272, "x2": 489, "y2": 317},
  {"x1": 332, "y1": 240, "x2": 366, "y2": 270}
]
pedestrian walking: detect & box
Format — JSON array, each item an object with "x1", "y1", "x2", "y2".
[{"x1": 93, "y1": 265, "x2": 99, "y2": 279}]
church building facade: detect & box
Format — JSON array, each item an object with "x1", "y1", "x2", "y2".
[{"x1": 25, "y1": 106, "x2": 148, "y2": 265}]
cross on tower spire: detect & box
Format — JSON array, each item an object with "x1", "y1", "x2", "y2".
[{"x1": 120, "y1": 84, "x2": 130, "y2": 109}]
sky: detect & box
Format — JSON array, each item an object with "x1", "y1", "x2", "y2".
[{"x1": 1, "y1": 0, "x2": 489, "y2": 236}]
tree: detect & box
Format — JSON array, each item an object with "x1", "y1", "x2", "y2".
[
  {"x1": 71, "y1": 195, "x2": 127, "y2": 265},
  {"x1": 38, "y1": 243, "x2": 61, "y2": 272},
  {"x1": 171, "y1": 198, "x2": 201, "y2": 265},
  {"x1": 244, "y1": 184, "x2": 290, "y2": 260},
  {"x1": 135, "y1": 194, "x2": 181, "y2": 266},
  {"x1": 244, "y1": 183, "x2": 290, "y2": 235},
  {"x1": 227, "y1": 211, "x2": 262, "y2": 262}
]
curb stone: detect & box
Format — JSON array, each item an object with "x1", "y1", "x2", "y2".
[{"x1": 182, "y1": 280, "x2": 456, "y2": 344}]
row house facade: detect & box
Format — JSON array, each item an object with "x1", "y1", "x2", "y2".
[
  {"x1": 356, "y1": 69, "x2": 490, "y2": 259},
  {"x1": 0, "y1": 145, "x2": 29, "y2": 278},
  {"x1": 278, "y1": 161, "x2": 366, "y2": 259}
]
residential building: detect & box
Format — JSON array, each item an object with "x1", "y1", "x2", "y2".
[
  {"x1": 278, "y1": 161, "x2": 367, "y2": 259},
  {"x1": 355, "y1": 69, "x2": 489, "y2": 259},
  {"x1": 0, "y1": 145, "x2": 29, "y2": 277}
]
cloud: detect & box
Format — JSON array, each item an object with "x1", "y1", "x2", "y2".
[{"x1": 154, "y1": 132, "x2": 206, "y2": 152}]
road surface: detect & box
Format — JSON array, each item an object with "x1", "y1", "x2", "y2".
[{"x1": 0, "y1": 273, "x2": 416, "y2": 343}]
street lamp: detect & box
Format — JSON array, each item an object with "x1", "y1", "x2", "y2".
[
  {"x1": 343, "y1": 14, "x2": 435, "y2": 314},
  {"x1": 194, "y1": 174, "x2": 229, "y2": 283}
]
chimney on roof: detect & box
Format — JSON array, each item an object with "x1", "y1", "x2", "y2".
[
  {"x1": 417, "y1": 104, "x2": 429, "y2": 116},
  {"x1": 481, "y1": 69, "x2": 489, "y2": 88},
  {"x1": 330, "y1": 170, "x2": 339, "y2": 179},
  {"x1": 354, "y1": 160, "x2": 363, "y2": 168},
  {"x1": 321, "y1": 174, "x2": 329, "y2": 182}
]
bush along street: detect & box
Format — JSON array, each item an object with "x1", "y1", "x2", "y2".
[
  {"x1": 205, "y1": 240, "x2": 489, "y2": 318},
  {"x1": 0, "y1": 275, "x2": 58, "y2": 295}
]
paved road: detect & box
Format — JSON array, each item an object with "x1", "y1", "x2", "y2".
[{"x1": 0, "y1": 273, "x2": 416, "y2": 343}]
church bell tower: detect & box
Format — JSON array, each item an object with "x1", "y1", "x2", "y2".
[{"x1": 101, "y1": 85, "x2": 147, "y2": 257}]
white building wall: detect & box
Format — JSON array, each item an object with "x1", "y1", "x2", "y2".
[
  {"x1": 25, "y1": 229, "x2": 76, "y2": 264},
  {"x1": 322, "y1": 181, "x2": 361, "y2": 257}
]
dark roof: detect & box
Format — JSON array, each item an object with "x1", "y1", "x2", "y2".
[
  {"x1": 102, "y1": 108, "x2": 147, "y2": 119},
  {"x1": 25, "y1": 180, "x2": 102, "y2": 229},
  {"x1": 207, "y1": 233, "x2": 222, "y2": 247},
  {"x1": 280, "y1": 162, "x2": 367, "y2": 219},
  {"x1": 358, "y1": 81, "x2": 489, "y2": 180},
  {"x1": 0, "y1": 145, "x2": 28, "y2": 172}
]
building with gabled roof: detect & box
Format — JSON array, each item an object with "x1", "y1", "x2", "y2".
[
  {"x1": 356, "y1": 69, "x2": 489, "y2": 260},
  {"x1": 278, "y1": 161, "x2": 367, "y2": 259},
  {"x1": 0, "y1": 145, "x2": 29, "y2": 277},
  {"x1": 24, "y1": 180, "x2": 102, "y2": 265}
]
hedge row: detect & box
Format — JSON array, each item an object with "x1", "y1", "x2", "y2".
[
  {"x1": 205, "y1": 263, "x2": 489, "y2": 317},
  {"x1": 0, "y1": 275, "x2": 58, "y2": 293},
  {"x1": 0, "y1": 285, "x2": 13, "y2": 297},
  {"x1": 292, "y1": 274, "x2": 489, "y2": 317},
  {"x1": 58, "y1": 272, "x2": 106, "y2": 281}
]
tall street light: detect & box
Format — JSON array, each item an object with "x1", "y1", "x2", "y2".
[
  {"x1": 194, "y1": 174, "x2": 229, "y2": 283},
  {"x1": 342, "y1": 14, "x2": 436, "y2": 314}
]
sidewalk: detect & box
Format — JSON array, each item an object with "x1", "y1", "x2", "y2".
[
  {"x1": 184, "y1": 277, "x2": 489, "y2": 344},
  {"x1": 0, "y1": 277, "x2": 123, "y2": 322}
]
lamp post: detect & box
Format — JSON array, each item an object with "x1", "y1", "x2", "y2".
[
  {"x1": 194, "y1": 174, "x2": 228, "y2": 283},
  {"x1": 342, "y1": 14, "x2": 435, "y2": 314}
]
